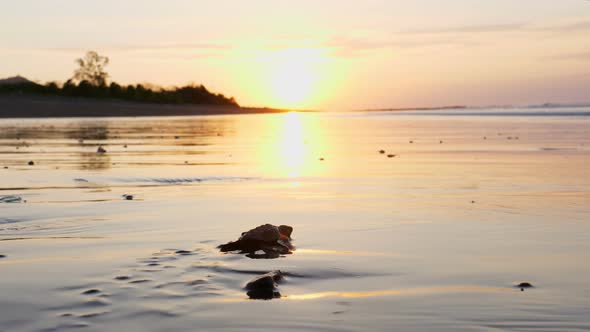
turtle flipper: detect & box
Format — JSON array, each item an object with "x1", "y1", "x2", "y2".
[{"x1": 218, "y1": 241, "x2": 242, "y2": 252}]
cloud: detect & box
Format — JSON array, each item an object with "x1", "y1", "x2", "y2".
[
  {"x1": 546, "y1": 51, "x2": 590, "y2": 61},
  {"x1": 402, "y1": 23, "x2": 526, "y2": 35},
  {"x1": 0, "y1": 42, "x2": 233, "y2": 55},
  {"x1": 0, "y1": 42, "x2": 235, "y2": 62},
  {"x1": 397, "y1": 19, "x2": 590, "y2": 35},
  {"x1": 109, "y1": 42, "x2": 232, "y2": 52},
  {"x1": 535, "y1": 20, "x2": 590, "y2": 32},
  {"x1": 320, "y1": 35, "x2": 480, "y2": 57}
]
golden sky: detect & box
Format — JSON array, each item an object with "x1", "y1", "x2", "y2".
[{"x1": 1, "y1": 0, "x2": 589, "y2": 110}]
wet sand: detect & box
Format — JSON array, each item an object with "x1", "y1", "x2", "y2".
[{"x1": 1, "y1": 109, "x2": 589, "y2": 331}]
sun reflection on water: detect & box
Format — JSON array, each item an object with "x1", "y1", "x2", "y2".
[
  {"x1": 282, "y1": 112, "x2": 305, "y2": 178},
  {"x1": 283, "y1": 286, "x2": 511, "y2": 301},
  {"x1": 258, "y1": 112, "x2": 326, "y2": 178}
]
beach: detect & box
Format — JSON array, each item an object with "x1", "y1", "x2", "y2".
[{"x1": 1, "y1": 108, "x2": 589, "y2": 332}]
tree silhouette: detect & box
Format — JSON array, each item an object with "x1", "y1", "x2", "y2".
[
  {"x1": 73, "y1": 51, "x2": 109, "y2": 86},
  {"x1": 1, "y1": 52, "x2": 239, "y2": 107}
]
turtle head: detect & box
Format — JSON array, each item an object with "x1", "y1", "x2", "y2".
[{"x1": 278, "y1": 225, "x2": 293, "y2": 239}]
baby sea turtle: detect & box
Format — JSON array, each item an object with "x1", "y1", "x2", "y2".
[
  {"x1": 245, "y1": 270, "x2": 283, "y2": 300},
  {"x1": 218, "y1": 224, "x2": 294, "y2": 259}
]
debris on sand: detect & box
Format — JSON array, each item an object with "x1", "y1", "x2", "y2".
[
  {"x1": 97, "y1": 146, "x2": 107, "y2": 153},
  {"x1": 245, "y1": 270, "x2": 283, "y2": 300},
  {"x1": 218, "y1": 224, "x2": 294, "y2": 258},
  {"x1": 0, "y1": 195, "x2": 23, "y2": 203},
  {"x1": 82, "y1": 289, "x2": 101, "y2": 295},
  {"x1": 516, "y1": 282, "x2": 533, "y2": 291}
]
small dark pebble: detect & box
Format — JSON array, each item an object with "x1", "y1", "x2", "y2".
[
  {"x1": 82, "y1": 289, "x2": 101, "y2": 295},
  {"x1": 28, "y1": 161, "x2": 34, "y2": 166},
  {"x1": 471, "y1": 200, "x2": 475, "y2": 204},
  {"x1": 379, "y1": 150, "x2": 385, "y2": 154},
  {"x1": 3, "y1": 166, "x2": 7, "y2": 169},
  {"x1": 0, "y1": 254, "x2": 6, "y2": 258},
  {"x1": 123, "y1": 194, "x2": 134, "y2": 200},
  {"x1": 483, "y1": 136, "x2": 487, "y2": 140},
  {"x1": 174, "y1": 136, "x2": 180, "y2": 139},
  {"x1": 387, "y1": 154, "x2": 396, "y2": 158},
  {"x1": 147, "y1": 263, "x2": 160, "y2": 266},
  {"x1": 440, "y1": 140, "x2": 443, "y2": 144},
  {"x1": 319, "y1": 158, "x2": 325, "y2": 161},
  {"x1": 97, "y1": 147, "x2": 106, "y2": 153},
  {"x1": 175, "y1": 250, "x2": 192, "y2": 255},
  {"x1": 114, "y1": 275, "x2": 130, "y2": 280},
  {"x1": 409, "y1": 140, "x2": 413, "y2": 143},
  {"x1": 123, "y1": 145, "x2": 128, "y2": 148}
]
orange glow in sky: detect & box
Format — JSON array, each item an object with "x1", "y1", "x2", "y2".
[{"x1": 1, "y1": 1, "x2": 589, "y2": 109}]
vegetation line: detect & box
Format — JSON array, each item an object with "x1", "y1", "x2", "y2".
[{"x1": 0, "y1": 51, "x2": 238, "y2": 107}]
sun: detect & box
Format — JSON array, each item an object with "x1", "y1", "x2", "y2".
[{"x1": 264, "y1": 48, "x2": 326, "y2": 109}]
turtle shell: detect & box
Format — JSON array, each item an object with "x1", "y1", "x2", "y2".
[{"x1": 239, "y1": 224, "x2": 281, "y2": 242}]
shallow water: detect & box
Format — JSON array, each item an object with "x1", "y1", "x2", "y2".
[{"x1": 1, "y1": 108, "x2": 589, "y2": 331}]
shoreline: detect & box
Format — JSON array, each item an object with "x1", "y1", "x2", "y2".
[{"x1": 0, "y1": 95, "x2": 300, "y2": 118}]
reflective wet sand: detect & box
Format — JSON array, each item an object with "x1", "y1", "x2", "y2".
[{"x1": 1, "y1": 109, "x2": 589, "y2": 331}]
